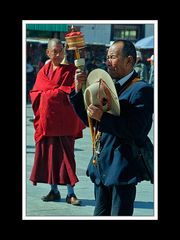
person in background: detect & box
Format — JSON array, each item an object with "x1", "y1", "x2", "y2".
[
  {"x1": 134, "y1": 50, "x2": 148, "y2": 82},
  {"x1": 26, "y1": 56, "x2": 35, "y2": 103},
  {"x1": 29, "y1": 38, "x2": 85, "y2": 205},
  {"x1": 70, "y1": 39, "x2": 153, "y2": 216},
  {"x1": 85, "y1": 56, "x2": 100, "y2": 75},
  {"x1": 37, "y1": 56, "x2": 45, "y2": 72},
  {"x1": 97, "y1": 57, "x2": 107, "y2": 71},
  {"x1": 147, "y1": 55, "x2": 154, "y2": 86}
]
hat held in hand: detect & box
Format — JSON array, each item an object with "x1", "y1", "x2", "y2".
[{"x1": 84, "y1": 69, "x2": 120, "y2": 116}]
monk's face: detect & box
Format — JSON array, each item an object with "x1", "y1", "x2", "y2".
[{"x1": 46, "y1": 42, "x2": 64, "y2": 66}]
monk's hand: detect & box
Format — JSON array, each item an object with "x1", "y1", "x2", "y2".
[
  {"x1": 87, "y1": 104, "x2": 103, "y2": 122},
  {"x1": 75, "y1": 69, "x2": 87, "y2": 92}
]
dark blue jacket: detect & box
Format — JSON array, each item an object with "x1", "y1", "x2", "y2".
[{"x1": 70, "y1": 72, "x2": 154, "y2": 186}]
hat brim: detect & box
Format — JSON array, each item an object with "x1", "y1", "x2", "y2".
[{"x1": 84, "y1": 68, "x2": 120, "y2": 116}]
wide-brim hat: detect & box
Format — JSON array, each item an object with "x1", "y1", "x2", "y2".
[{"x1": 84, "y1": 68, "x2": 120, "y2": 116}]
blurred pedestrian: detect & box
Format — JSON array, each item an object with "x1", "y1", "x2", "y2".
[
  {"x1": 147, "y1": 55, "x2": 154, "y2": 86},
  {"x1": 70, "y1": 39, "x2": 153, "y2": 216},
  {"x1": 85, "y1": 56, "x2": 100, "y2": 74},
  {"x1": 29, "y1": 38, "x2": 85, "y2": 205},
  {"x1": 134, "y1": 50, "x2": 148, "y2": 82},
  {"x1": 37, "y1": 56, "x2": 45, "y2": 72},
  {"x1": 26, "y1": 56, "x2": 35, "y2": 103}
]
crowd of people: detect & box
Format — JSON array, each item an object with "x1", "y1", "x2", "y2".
[{"x1": 27, "y1": 38, "x2": 154, "y2": 216}]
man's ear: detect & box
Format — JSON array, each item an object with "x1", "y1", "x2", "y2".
[{"x1": 126, "y1": 55, "x2": 134, "y2": 68}]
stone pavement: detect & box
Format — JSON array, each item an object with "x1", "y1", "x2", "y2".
[{"x1": 23, "y1": 104, "x2": 157, "y2": 220}]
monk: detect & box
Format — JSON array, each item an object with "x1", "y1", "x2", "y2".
[{"x1": 29, "y1": 38, "x2": 85, "y2": 206}]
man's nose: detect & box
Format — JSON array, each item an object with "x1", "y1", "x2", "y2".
[{"x1": 106, "y1": 59, "x2": 111, "y2": 66}]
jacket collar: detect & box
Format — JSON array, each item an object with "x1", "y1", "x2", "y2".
[{"x1": 115, "y1": 71, "x2": 138, "y2": 95}]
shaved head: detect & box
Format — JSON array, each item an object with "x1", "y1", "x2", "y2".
[{"x1": 48, "y1": 38, "x2": 62, "y2": 49}]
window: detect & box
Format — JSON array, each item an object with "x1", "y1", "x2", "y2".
[{"x1": 112, "y1": 24, "x2": 144, "y2": 41}]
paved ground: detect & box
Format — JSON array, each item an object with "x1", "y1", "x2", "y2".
[{"x1": 23, "y1": 104, "x2": 157, "y2": 220}]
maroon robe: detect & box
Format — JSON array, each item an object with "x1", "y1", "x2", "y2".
[{"x1": 29, "y1": 61, "x2": 85, "y2": 186}]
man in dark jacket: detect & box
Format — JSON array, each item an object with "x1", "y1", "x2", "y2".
[{"x1": 70, "y1": 39, "x2": 154, "y2": 216}]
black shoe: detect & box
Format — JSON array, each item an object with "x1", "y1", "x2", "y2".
[
  {"x1": 66, "y1": 194, "x2": 81, "y2": 206},
  {"x1": 41, "y1": 190, "x2": 61, "y2": 202}
]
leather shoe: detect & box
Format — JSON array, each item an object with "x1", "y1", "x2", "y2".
[
  {"x1": 41, "y1": 190, "x2": 61, "y2": 202},
  {"x1": 66, "y1": 194, "x2": 81, "y2": 206}
]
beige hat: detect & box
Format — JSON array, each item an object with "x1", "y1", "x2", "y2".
[{"x1": 84, "y1": 69, "x2": 120, "y2": 116}]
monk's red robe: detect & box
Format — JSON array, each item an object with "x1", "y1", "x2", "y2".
[
  {"x1": 30, "y1": 61, "x2": 85, "y2": 143},
  {"x1": 29, "y1": 61, "x2": 85, "y2": 186}
]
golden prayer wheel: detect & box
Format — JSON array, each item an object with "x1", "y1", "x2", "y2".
[{"x1": 65, "y1": 25, "x2": 86, "y2": 50}]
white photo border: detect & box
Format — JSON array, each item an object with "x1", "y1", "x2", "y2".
[{"x1": 22, "y1": 20, "x2": 158, "y2": 220}]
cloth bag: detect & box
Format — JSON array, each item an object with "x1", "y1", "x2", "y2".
[{"x1": 132, "y1": 136, "x2": 154, "y2": 184}]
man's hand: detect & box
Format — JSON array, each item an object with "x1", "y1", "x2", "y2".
[
  {"x1": 75, "y1": 69, "x2": 87, "y2": 92},
  {"x1": 87, "y1": 104, "x2": 103, "y2": 122}
]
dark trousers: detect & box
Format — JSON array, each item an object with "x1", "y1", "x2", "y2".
[{"x1": 93, "y1": 183, "x2": 136, "y2": 216}]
